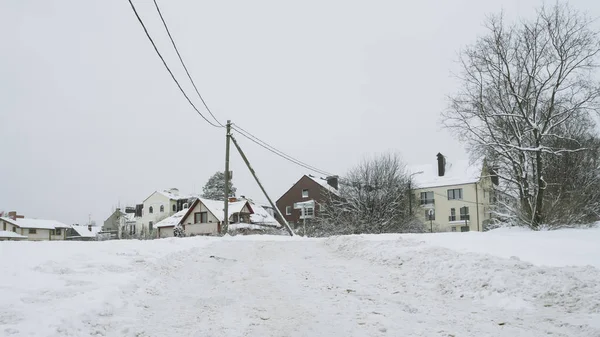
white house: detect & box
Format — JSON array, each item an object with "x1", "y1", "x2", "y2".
[
  {"x1": 138, "y1": 188, "x2": 197, "y2": 236},
  {"x1": 410, "y1": 153, "x2": 496, "y2": 232},
  {"x1": 156, "y1": 198, "x2": 254, "y2": 238},
  {"x1": 1, "y1": 212, "x2": 70, "y2": 241}
]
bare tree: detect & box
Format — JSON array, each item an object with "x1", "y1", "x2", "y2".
[
  {"x1": 443, "y1": 3, "x2": 600, "y2": 229},
  {"x1": 315, "y1": 152, "x2": 422, "y2": 236}
]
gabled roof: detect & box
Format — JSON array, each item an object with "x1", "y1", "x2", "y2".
[
  {"x1": 409, "y1": 159, "x2": 483, "y2": 189},
  {"x1": 277, "y1": 175, "x2": 340, "y2": 204},
  {"x1": 1, "y1": 217, "x2": 69, "y2": 229},
  {"x1": 143, "y1": 189, "x2": 195, "y2": 203},
  {"x1": 199, "y1": 198, "x2": 253, "y2": 222}
]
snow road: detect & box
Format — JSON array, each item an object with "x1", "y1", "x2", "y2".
[{"x1": 1, "y1": 231, "x2": 599, "y2": 336}]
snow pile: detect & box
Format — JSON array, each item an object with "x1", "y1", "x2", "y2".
[
  {"x1": 1, "y1": 228, "x2": 599, "y2": 335},
  {"x1": 325, "y1": 232, "x2": 600, "y2": 333}
]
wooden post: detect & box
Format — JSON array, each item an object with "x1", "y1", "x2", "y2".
[
  {"x1": 229, "y1": 135, "x2": 294, "y2": 236},
  {"x1": 223, "y1": 120, "x2": 231, "y2": 235}
]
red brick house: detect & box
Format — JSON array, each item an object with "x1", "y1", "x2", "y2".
[{"x1": 276, "y1": 175, "x2": 339, "y2": 227}]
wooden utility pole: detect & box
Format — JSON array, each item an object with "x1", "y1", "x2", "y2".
[
  {"x1": 229, "y1": 134, "x2": 295, "y2": 236},
  {"x1": 223, "y1": 120, "x2": 231, "y2": 235}
]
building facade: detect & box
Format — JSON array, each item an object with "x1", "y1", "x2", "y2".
[
  {"x1": 276, "y1": 175, "x2": 339, "y2": 228},
  {"x1": 411, "y1": 153, "x2": 496, "y2": 232}
]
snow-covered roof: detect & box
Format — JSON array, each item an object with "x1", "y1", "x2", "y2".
[
  {"x1": 200, "y1": 198, "x2": 252, "y2": 222},
  {"x1": 409, "y1": 159, "x2": 483, "y2": 189},
  {"x1": 69, "y1": 225, "x2": 102, "y2": 238},
  {"x1": 307, "y1": 175, "x2": 340, "y2": 196},
  {"x1": 0, "y1": 230, "x2": 27, "y2": 239},
  {"x1": 0, "y1": 217, "x2": 70, "y2": 230},
  {"x1": 156, "y1": 189, "x2": 196, "y2": 201},
  {"x1": 156, "y1": 209, "x2": 189, "y2": 228},
  {"x1": 249, "y1": 203, "x2": 281, "y2": 228}
]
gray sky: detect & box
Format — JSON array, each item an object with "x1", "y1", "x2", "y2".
[{"x1": 1, "y1": 0, "x2": 599, "y2": 225}]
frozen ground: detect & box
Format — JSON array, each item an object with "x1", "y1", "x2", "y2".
[{"x1": 1, "y1": 228, "x2": 599, "y2": 336}]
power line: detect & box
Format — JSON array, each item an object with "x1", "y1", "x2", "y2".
[
  {"x1": 129, "y1": 0, "x2": 336, "y2": 177},
  {"x1": 127, "y1": 0, "x2": 221, "y2": 128},
  {"x1": 151, "y1": 0, "x2": 223, "y2": 127},
  {"x1": 231, "y1": 124, "x2": 335, "y2": 177}
]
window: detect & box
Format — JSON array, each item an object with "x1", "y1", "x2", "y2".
[
  {"x1": 149, "y1": 222, "x2": 153, "y2": 231},
  {"x1": 54, "y1": 228, "x2": 61, "y2": 236},
  {"x1": 160, "y1": 205, "x2": 164, "y2": 213},
  {"x1": 172, "y1": 204, "x2": 177, "y2": 212},
  {"x1": 2, "y1": 222, "x2": 5, "y2": 230},
  {"x1": 449, "y1": 208, "x2": 456, "y2": 221},
  {"x1": 29, "y1": 229, "x2": 37, "y2": 234},
  {"x1": 301, "y1": 207, "x2": 314, "y2": 219},
  {"x1": 302, "y1": 189, "x2": 309, "y2": 198},
  {"x1": 194, "y1": 212, "x2": 208, "y2": 223},
  {"x1": 13, "y1": 227, "x2": 17, "y2": 233},
  {"x1": 447, "y1": 188, "x2": 463, "y2": 200},
  {"x1": 149, "y1": 206, "x2": 154, "y2": 214},
  {"x1": 425, "y1": 209, "x2": 435, "y2": 221},
  {"x1": 420, "y1": 192, "x2": 435, "y2": 205},
  {"x1": 460, "y1": 206, "x2": 470, "y2": 221},
  {"x1": 451, "y1": 227, "x2": 457, "y2": 232},
  {"x1": 286, "y1": 206, "x2": 292, "y2": 215},
  {"x1": 183, "y1": 203, "x2": 189, "y2": 209}
]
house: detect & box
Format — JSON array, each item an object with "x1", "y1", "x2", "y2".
[
  {"x1": 276, "y1": 175, "x2": 340, "y2": 228},
  {"x1": 138, "y1": 188, "x2": 198, "y2": 236},
  {"x1": 0, "y1": 211, "x2": 69, "y2": 241},
  {"x1": 66, "y1": 224, "x2": 102, "y2": 241},
  {"x1": 155, "y1": 198, "x2": 254, "y2": 238},
  {"x1": 102, "y1": 207, "x2": 138, "y2": 239},
  {"x1": 410, "y1": 153, "x2": 496, "y2": 233}
]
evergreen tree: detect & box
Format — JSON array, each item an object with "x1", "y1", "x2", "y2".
[{"x1": 202, "y1": 171, "x2": 236, "y2": 200}]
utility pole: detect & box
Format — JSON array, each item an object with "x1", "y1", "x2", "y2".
[
  {"x1": 229, "y1": 134, "x2": 295, "y2": 236},
  {"x1": 223, "y1": 120, "x2": 231, "y2": 235}
]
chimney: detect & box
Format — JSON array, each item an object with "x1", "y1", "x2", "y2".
[
  {"x1": 326, "y1": 175, "x2": 339, "y2": 190},
  {"x1": 8, "y1": 211, "x2": 23, "y2": 220},
  {"x1": 436, "y1": 153, "x2": 446, "y2": 177},
  {"x1": 228, "y1": 197, "x2": 237, "y2": 202}
]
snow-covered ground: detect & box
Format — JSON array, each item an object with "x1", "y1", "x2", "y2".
[{"x1": 1, "y1": 228, "x2": 599, "y2": 336}]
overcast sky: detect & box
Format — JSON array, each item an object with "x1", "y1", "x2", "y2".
[{"x1": 1, "y1": 0, "x2": 599, "y2": 225}]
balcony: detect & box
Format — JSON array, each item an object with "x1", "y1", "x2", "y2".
[{"x1": 449, "y1": 215, "x2": 470, "y2": 222}]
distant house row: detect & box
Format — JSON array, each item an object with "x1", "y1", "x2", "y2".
[
  {"x1": 274, "y1": 153, "x2": 497, "y2": 233},
  {"x1": 102, "y1": 189, "x2": 281, "y2": 239},
  {"x1": 0, "y1": 211, "x2": 102, "y2": 241}
]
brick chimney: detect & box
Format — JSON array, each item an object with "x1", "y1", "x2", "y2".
[
  {"x1": 436, "y1": 153, "x2": 446, "y2": 177},
  {"x1": 8, "y1": 211, "x2": 24, "y2": 220}
]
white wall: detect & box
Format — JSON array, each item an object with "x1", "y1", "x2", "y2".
[
  {"x1": 140, "y1": 192, "x2": 172, "y2": 234},
  {"x1": 414, "y1": 177, "x2": 493, "y2": 232},
  {"x1": 185, "y1": 223, "x2": 219, "y2": 235}
]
